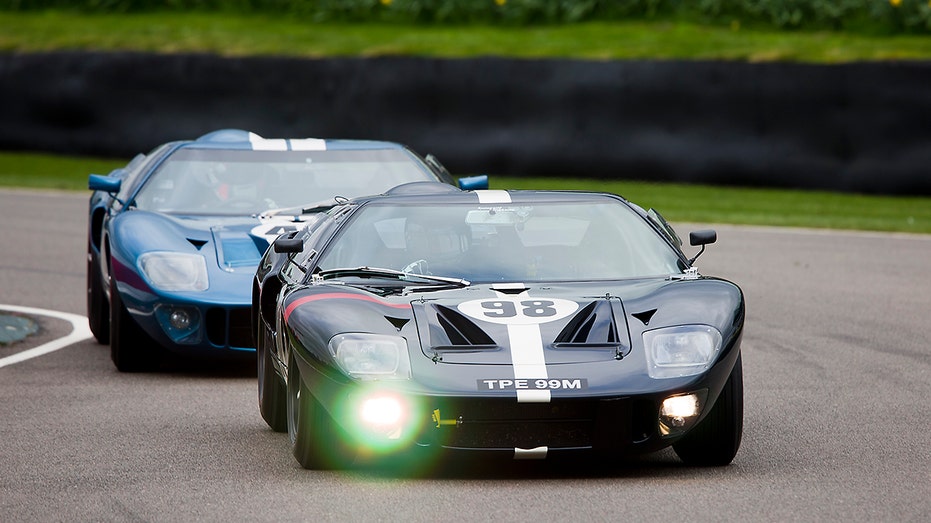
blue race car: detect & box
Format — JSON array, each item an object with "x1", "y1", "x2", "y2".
[{"x1": 87, "y1": 129, "x2": 487, "y2": 371}]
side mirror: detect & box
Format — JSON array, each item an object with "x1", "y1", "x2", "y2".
[
  {"x1": 689, "y1": 230, "x2": 717, "y2": 246},
  {"x1": 458, "y1": 175, "x2": 489, "y2": 191},
  {"x1": 88, "y1": 174, "x2": 122, "y2": 193},
  {"x1": 273, "y1": 238, "x2": 303, "y2": 254},
  {"x1": 687, "y1": 229, "x2": 716, "y2": 264}
]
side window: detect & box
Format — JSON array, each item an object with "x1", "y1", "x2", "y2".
[{"x1": 281, "y1": 256, "x2": 305, "y2": 285}]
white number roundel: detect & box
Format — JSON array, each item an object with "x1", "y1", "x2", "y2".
[{"x1": 457, "y1": 297, "x2": 579, "y2": 325}]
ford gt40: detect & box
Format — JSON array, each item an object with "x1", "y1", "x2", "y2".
[
  {"x1": 87, "y1": 129, "x2": 486, "y2": 371},
  {"x1": 253, "y1": 183, "x2": 744, "y2": 468}
]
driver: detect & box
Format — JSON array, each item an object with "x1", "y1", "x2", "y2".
[{"x1": 402, "y1": 212, "x2": 471, "y2": 275}]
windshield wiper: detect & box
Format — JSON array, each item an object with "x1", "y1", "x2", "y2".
[
  {"x1": 261, "y1": 196, "x2": 347, "y2": 218},
  {"x1": 314, "y1": 266, "x2": 470, "y2": 288}
]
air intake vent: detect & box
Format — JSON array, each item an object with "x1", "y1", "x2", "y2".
[
  {"x1": 553, "y1": 301, "x2": 620, "y2": 348},
  {"x1": 431, "y1": 304, "x2": 497, "y2": 351}
]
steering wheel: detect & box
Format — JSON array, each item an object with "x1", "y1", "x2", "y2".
[{"x1": 402, "y1": 259, "x2": 430, "y2": 275}]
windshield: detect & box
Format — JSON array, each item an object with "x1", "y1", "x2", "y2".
[
  {"x1": 132, "y1": 148, "x2": 436, "y2": 215},
  {"x1": 316, "y1": 200, "x2": 684, "y2": 282}
]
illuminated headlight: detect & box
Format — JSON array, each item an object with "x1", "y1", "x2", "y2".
[
  {"x1": 643, "y1": 325, "x2": 722, "y2": 379},
  {"x1": 659, "y1": 392, "x2": 705, "y2": 436},
  {"x1": 138, "y1": 252, "x2": 208, "y2": 291},
  {"x1": 359, "y1": 394, "x2": 406, "y2": 439},
  {"x1": 328, "y1": 334, "x2": 411, "y2": 380}
]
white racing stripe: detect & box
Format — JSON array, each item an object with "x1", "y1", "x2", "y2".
[
  {"x1": 248, "y1": 133, "x2": 327, "y2": 151},
  {"x1": 288, "y1": 138, "x2": 327, "y2": 151},
  {"x1": 492, "y1": 284, "x2": 551, "y2": 403},
  {"x1": 0, "y1": 305, "x2": 92, "y2": 369},
  {"x1": 476, "y1": 190, "x2": 511, "y2": 204}
]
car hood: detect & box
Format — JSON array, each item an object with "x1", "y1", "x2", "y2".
[
  {"x1": 410, "y1": 282, "x2": 634, "y2": 365},
  {"x1": 288, "y1": 277, "x2": 741, "y2": 367},
  {"x1": 115, "y1": 210, "x2": 316, "y2": 273}
]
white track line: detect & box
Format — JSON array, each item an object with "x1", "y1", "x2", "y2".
[{"x1": 0, "y1": 305, "x2": 92, "y2": 369}]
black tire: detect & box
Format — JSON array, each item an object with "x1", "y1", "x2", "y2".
[
  {"x1": 86, "y1": 247, "x2": 109, "y2": 344},
  {"x1": 258, "y1": 322, "x2": 287, "y2": 432},
  {"x1": 109, "y1": 278, "x2": 157, "y2": 372},
  {"x1": 673, "y1": 354, "x2": 744, "y2": 466},
  {"x1": 287, "y1": 352, "x2": 356, "y2": 469}
]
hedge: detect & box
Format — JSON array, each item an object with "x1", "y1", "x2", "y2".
[{"x1": 4, "y1": 1, "x2": 931, "y2": 33}]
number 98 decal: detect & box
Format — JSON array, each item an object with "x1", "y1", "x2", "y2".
[{"x1": 457, "y1": 297, "x2": 579, "y2": 325}]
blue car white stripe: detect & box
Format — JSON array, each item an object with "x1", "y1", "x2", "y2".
[
  {"x1": 492, "y1": 283, "x2": 551, "y2": 404},
  {"x1": 289, "y1": 138, "x2": 327, "y2": 151},
  {"x1": 476, "y1": 190, "x2": 511, "y2": 204},
  {"x1": 248, "y1": 133, "x2": 327, "y2": 151}
]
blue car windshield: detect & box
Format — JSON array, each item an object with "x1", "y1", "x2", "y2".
[
  {"x1": 132, "y1": 148, "x2": 437, "y2": 215},
  {"x1": 316, "y1": 200, "x2": 684, "y2": 282}
]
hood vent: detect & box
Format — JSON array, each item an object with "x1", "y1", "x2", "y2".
[
  {"x1": 385, "y1": 316, "x2": 409, "y2": 331},
  {"x1": 430, "y1": 304, "x2": 498, "y2": 352},
  {"x1": 187, "y1": 238, "x2": 208, "y2": 250},
  {"x1": 553, "y1": 301, "x2": 621, "y2": 348},
  {"x1": 632, "y1": 309, "x2": 657, "y2": 326}
]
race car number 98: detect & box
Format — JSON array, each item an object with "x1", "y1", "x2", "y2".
[{"x1": 458, "y1": 297, "x2": 579, "y2": 325}]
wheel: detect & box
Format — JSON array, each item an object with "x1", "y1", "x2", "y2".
[
  {"x1": 86, "y1": 246, "x2": 109, "y2": 344},
  {"x1": 258, "y1": 318, "x2": 286, "y2": 432},
  {"x1": 287, "y1": 351, "x2": 356, "y2": 469},
  {"x1": 109, "y1": 277, "x2": 158, "y2": 372},
  {"x1": 673, "y1": 354, "x2": 744, "y2": 466}
]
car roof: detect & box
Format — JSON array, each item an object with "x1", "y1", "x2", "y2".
[
  {"x1": 176, "y1": 128, "x2": 409, "y2": 152},
  {"x1": 353, "y1": 183, "x2": 630, "y2": 207}
]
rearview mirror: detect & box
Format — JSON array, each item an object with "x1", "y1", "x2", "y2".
[
  {"x1": 88, "y1": 174, "x2": 122, "y2": 193},
  {"x1": 689, "y1": 230, "x2": 717, "y2": 246},
  {"x1": 274, "y1": 238, "x2": 303, "y2": 254},
  {"x1": 457, "y1": 175, "x2": 489, "y2": 191}
]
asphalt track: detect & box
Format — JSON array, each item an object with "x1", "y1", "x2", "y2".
[{"x1": 0, "y1": 188, "x2": 928, "y2": 522}]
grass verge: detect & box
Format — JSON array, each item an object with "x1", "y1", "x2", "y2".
[
  {"x1": 2, "y1": 12, "x2": 931, "y2": 63},
  {"x1": 1, "y1": 151, "x2": 927, "y2": 234}
]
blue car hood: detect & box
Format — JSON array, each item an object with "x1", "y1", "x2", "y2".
[{"x1": 114, "y1": 210, "x2": 312, "y2": 273}]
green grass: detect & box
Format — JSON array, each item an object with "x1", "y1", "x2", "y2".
[
  {"x1": 2, "y1": 151, "x2": 928, "y2": 234},
  {"x1": 2, "y1": 12, "x2": 929, "y2": 234},
  {"x1": 3, "y1": 11, "x2": 931, "y2": 62}
]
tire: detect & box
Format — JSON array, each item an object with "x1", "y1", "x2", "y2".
[
  {"x1": 86, "y1": 247, "x2": 109, "y2": 344},
  {"x1": 109, "y1": 278, "x2": 157, "y2": 372},
  {"x1": 258, "y1": 321, "x2": 287, "y2": 432},
  {"x1": 287, "y1": 351, "x2": 356, "y2": 469},
  {"x1": 673, "y1": 354, "x2": 744, "y2": 466}
]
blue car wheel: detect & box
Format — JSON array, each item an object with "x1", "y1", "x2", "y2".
[
  {"x1": 109, "y1": 278, "x2": 159, "y2": 372},
  {"x1": 86, "y1": 246, "x2": 109, "y2": 344}
]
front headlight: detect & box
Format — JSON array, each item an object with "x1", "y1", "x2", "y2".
[
  {"x1": 328, "y1": 333, "x2": 411, "y2": 380},
  {"x1": 138, "y1": 252, "x2": 209, "y2": 291},
  {"x1": 643, "y1": 325, "x2": 722, "y2": 379}
]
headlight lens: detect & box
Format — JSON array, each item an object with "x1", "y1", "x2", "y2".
[
  {"x1": 643, "y1": 325, "x2": 722, "y2": 379},
  {"x1": 328, "y1": 333, "x2": 411, "y2": 380},
  {"x1": 138, "y1": 252, "x2": 208, "y2": 291}
]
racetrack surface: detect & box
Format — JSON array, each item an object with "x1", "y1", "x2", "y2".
[{"x1": 1, "y1": 189, "x2": 928, "y2": 522}]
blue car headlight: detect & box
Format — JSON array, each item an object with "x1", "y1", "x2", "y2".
[
  {"x1": 138, "y1": 252, "x2": 209, "y2": 291},
  {"x1": 328, "y1": 334, "x2": 411, "y2": 380},
  {"x1": 643, "y1": 325, "x2": 722, "y2": 379}
]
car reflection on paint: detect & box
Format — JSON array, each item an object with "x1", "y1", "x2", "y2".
[
  {"x1": 253, "y1": 182, "x2": 744, "y2": 469},
  {"x1": 86, "y1": 129, "x2": 487, "y2": 372}
]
